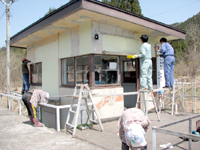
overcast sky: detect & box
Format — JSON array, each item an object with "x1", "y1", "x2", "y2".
[{"x1": 0, "y1": 0, "x2": 200, "y2": 48}]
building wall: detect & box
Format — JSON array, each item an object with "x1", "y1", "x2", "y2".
[
  {"x1": 91, "y1": 21, "x2": 157, "y2": 57},
  {"x1": 27, "y1": 34, "x2": 59, "y2": 96}
]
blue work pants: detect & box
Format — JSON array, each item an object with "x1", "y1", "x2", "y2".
[
  {"x1": 164, "y1": 56, "x2": 175, "y2": 87},
  {"x1": 22, "y1": 74, "x2": 30, "y2": 92},
  {"x1": 140, "y1": 59, "x2": 153, "y2": 90}
]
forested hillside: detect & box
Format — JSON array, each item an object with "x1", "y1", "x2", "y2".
[
  {"x1": 175, "y1": 12, "x2": 200, "y2": 31},
  {"x1": 169, "y1": 12, "x2": 200, "y2": 77}
]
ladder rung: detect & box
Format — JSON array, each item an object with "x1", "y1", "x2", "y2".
[
  {"x1": 82, "y1": 90, "x2": 90, "y2": 92},
  {"x1": 72, "y1": 95, "x2": 87, "y2": 99},
  {"x1": 90, "y1": 119, "x2": 98, "y2": 124},
  {"x1": 88, "y1": 109, "x2": 95, "y2": 111},
  {"x1": 66, "y1": 123, "x2": 74, "y2": 128},
  {"x1": 72, "y1": 95, "x2": 79, "y2": 99},
  {"x1": 70, "y1": 110, "x2": 76, "y2": 113}
]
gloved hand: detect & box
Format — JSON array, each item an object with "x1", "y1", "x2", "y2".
[
  {"x1": 156, "y1": 52, "x2": 162, "y2": 57},
  {"x1": 134, "y1": 55, "x2": 138, "y2": 58}
]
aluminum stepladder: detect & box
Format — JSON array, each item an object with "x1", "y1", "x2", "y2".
[
  {"x1": 161, "y1": 83, "x2": 185, "y2": 115},
  {"x1": 136, "y1": 89, "x2": 161, "y2": 121},
  {"x1": 65, "y1": 84, "x2": 103, "y2": 137}
]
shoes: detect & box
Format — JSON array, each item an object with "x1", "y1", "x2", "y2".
[
  {"x1": 32, "y1": 118, "x2": 44, "y2": 127},
  {"x1": 29, "y1": 116, "x2": 34, "y2": 125},
  {"x1": 162, "y1": 86, "x2": 170, "y2": 88}
]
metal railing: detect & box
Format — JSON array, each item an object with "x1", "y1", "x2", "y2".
[
  {"x1": 152, "y1": 114, "x2": 200, "y2": 150},
  {"x1": 0, "y1": 91, "x2": 22, "y2": 115}
]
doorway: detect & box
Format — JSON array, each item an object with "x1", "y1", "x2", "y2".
[{"x1": 120, "y1": 57, "x2": 139, "y2": 108}]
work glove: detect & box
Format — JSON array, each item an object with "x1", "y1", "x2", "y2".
[{"x1": 156, "y1": 52, "x2": 162, "y2": 57}]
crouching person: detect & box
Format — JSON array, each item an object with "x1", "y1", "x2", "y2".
[
  {"x1": 118, "y1": 108, "x2": 151, "y2": 150},
  {"x1": 22, "y1": 89, "x2": 49, "y2": 127}
]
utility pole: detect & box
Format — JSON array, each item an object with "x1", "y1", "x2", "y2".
[{"x1": 1, "y1": 0, "x2": 14, "y2": 109}]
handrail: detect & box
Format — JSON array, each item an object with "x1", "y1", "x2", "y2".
[{"x1": 152, "y1": 114, "x2": 200, "y2": 150}]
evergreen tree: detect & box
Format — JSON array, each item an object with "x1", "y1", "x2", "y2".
[{"x1": 102, "y1": 0, "x2": 142, "y2": 15}]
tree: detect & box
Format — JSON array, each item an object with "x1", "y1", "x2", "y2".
[
  {"x1": 0, "y1": 47, "x2": 26, "y2": 92},
  {"x1": 44, "y1": 7, "x2": 56, "y2": 16},
  {"x1": 174, "y1": 23, "x2": 200, "y2": 77},
  {"x1": 185, "y1": 23, "x2": 200, "y2": 77},
  {"x1": 102, "y1": 0, "x2": 142, "y2": 15}
]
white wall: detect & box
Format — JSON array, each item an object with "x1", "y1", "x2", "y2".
[{"x1": 27, "y1": 34, "x2": 59, "y2": 96}]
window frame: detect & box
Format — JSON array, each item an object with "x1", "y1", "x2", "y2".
[
  {"x1": 30, "y1": 62, "x2": 42, "y2": 86},
  {"x1": 61, "y1": 57, "x2": 75, "y2": 87},
  {"x1": 61, "y1": 54, "x2": 121, "y2": 88}
]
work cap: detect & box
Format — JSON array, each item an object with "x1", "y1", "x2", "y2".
[
  {"x1": 125, "y1": 124, "x2": 147, "y2": 147},
  {"x1": 22, "y1": 58, "x2": 26, "y2": 62}
]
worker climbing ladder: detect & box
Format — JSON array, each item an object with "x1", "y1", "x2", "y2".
[{"x1": 65, "y1": 84, "x2": 103, "y2": 137}]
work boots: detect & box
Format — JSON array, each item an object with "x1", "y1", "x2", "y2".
[
  {"x1": 32, "y1": 118, "x2": 44, "y2": 127},
  {"x1": 30, "y1": 116, "x2": 34, "y2": 125}
]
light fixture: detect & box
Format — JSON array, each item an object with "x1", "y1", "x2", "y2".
[{"x1": 94, "y1": 33, "x2": 99, "y2": 40}]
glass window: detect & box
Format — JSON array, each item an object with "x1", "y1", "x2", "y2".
[
  {"x1": 30, "y1": 62, "x2": 42, "y2": 84},
  {"x1": 76, "y1": 56, "x2": 89, "y2": 84},
  {"x1": 94, "y1": 55, "x2": 119, "y2": 85},
  {"x1": 123, "y1": 61, "x2": 136, "y2": 83},
  {"x1": 61, "y1": 58, "x2": 74, "y2": 85}
]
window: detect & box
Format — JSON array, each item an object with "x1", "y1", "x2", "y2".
[
  {"x1": 123, "y1": 60, "x2": 136, "y2": 83},
  {"x1": 30, "y1": 62, "x2": 42, "y2": 85},
  {"x1": 76, "y1": 56, "x2": 89, "y2": 84},
  {"x1": 61, "y1": 58, "x2": 74, "y2": 85},
  {"x1": 94, "y1": 55, "x2": 119, "y2": 85}
]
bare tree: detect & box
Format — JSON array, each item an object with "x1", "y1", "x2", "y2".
[
  {"x1": 0, "y1": 47, "x2": 26, "y2": 93},
  {"x1": 185, "y1": 23, "x2": 200, "y2": 77},
  {"x1": 0, "y1": 50, "x2": 7, "y2": 92}
]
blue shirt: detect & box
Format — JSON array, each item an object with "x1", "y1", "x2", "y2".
[
  {"x1": 138, "y1": 42, "x2": 151, "y2": 63},
  {"x1": 159, "y1": 42, "x2": 174, "y2": 58}
]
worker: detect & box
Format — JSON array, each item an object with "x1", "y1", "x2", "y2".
[
  {"x1": 156, "y1": 37, "x2": 175, "y2": 88},
  {"x1": 22, "y1": 89, "x2": 49, "y2": 127},
  {"x1": 21, "y1": 58, "x2": 31, "y2": 94},
  {"x1": 118, "y1": 108, "x2": 150, "y2": 150},
  {"x1": 134, "y1": 35, "x2": 153, "y2": 90}
]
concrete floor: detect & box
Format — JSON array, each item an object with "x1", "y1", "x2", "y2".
[{"x1": 1, "y1": 106, "x2": 200, "y2": 150}]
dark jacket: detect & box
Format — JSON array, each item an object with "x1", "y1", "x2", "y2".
[{"x1": 22, "y1": 60, "x2": 31, "y2": 74}]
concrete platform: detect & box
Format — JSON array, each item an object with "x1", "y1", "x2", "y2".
[
  {"x1": 1, "y1": 106, "x2": 200, "y2": 150},
  {"x1": 0, "y1": 107, "x2": 104, "y2": 150}
]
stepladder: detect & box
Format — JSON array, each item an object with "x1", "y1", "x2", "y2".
[
  {"x1": 136, "y1": 90, "x2": 161, "y2": 121},
  {"x1": 159, "y1": 83, "x2": 185, "y2": 115},
  {"x1": 65, "y1": 84, "x2": 104, "y2": 137}
]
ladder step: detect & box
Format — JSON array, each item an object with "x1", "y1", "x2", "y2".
[
  {"x1": 70, "y1": 110, "x2": 76, "y2": 114},
  {"x1": 90, "y1": 119, "x2": 98, "y2": 124},
  {"x1": 72, "y1": 95, "x2": 87, "y2": 99},
  {"x1": 66, "y1": 123, "x2": 74, "y2": 128},
  {"x1": 82, "y1": 90, "x2": 90, "y2": 92}
]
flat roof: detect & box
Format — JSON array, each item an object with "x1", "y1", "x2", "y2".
[{"x1": 10, "y1": 0, "x2": 186, "y2": 48}]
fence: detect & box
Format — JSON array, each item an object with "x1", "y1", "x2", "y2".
[
  {"x1": 0, "y1": 91, "x2": 22, "y2": 115},
  {"x1": 152, "y1": 114, "x2": 200, "y2": 150},
  {"x1": 175, "y1": 82, "x2": 198, "y2": 113}
]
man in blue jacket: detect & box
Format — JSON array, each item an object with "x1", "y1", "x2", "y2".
[{"x1": 159, "y1": 37, "x2": 175, "y2": 88}]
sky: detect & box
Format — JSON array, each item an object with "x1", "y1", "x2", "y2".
[{"x1": 0, "y1": 0, "x2": 200, "y2": 48}]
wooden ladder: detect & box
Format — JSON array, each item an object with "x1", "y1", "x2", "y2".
[{"x1": 65, "y1": 84, "x2": 103, "y2": 137}]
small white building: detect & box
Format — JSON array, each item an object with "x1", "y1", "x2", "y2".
[{"x1": 10, "y1": 0, "x2": 185, "y2": 129}]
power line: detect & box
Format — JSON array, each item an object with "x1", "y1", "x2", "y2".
[
  {"x1": 150, "y1": 0, "x2": 200, "y2": 18},
  {"x1": 0, "y1": 11, "x2": 5, "y2": 21}
]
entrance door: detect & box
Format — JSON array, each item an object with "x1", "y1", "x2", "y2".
[{"x1": 121, "y1": 57, "x2": 139, "y2": 108}]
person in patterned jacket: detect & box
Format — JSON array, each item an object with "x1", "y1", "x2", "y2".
[
  {"x1": 118, "y1": 108, "x2": 151, "y2": 150},
  {"x1": 22, "y1": 89, "x2": 49, "y2": 127}
]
